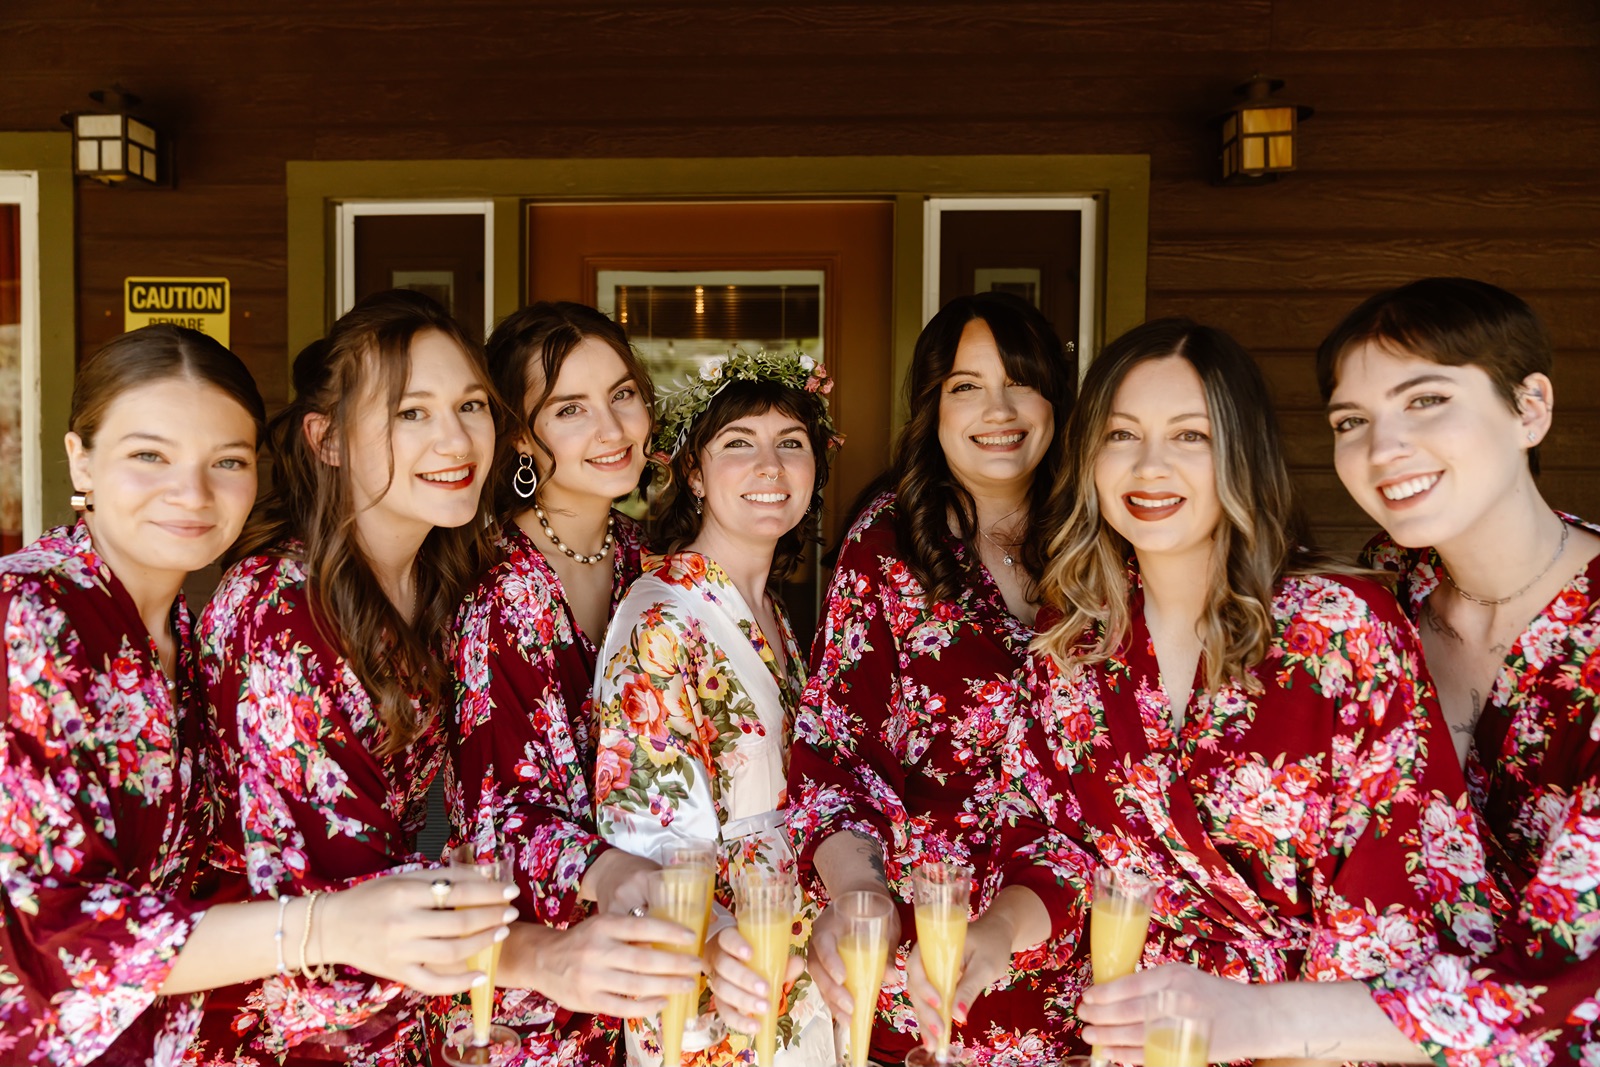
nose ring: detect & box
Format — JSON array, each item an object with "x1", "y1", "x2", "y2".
[{"x1": 759, "y1": 472, "x2": 779, "y2": 481}]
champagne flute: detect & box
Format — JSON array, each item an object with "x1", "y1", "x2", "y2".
[
  {"x1": 648, "y1": 866, "x2": 716, "y2": 1067},
  {"x1": 735, "y1": 868, "x2": 797, "y2": 1067},
  {"x1": 905, "y1": 861, "x2": 974, "y2": 1067},
  {"x1": 1144, "y1": 989, "x2": 1211, "y2": 1067},
  {"x1": 661, "y1": 838, "x2": 724, "y2": 1052},
  {"x1": 441, "y1": 843, "x2": 520, "y2": 1067},
  {"x1": 1089, "y1": 866, "x2": 1154, "y2": 1065},
  {"x1": 832, "y1": 890, "x2": 893, "y2": 1067}
]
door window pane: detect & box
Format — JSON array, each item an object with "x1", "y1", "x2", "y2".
[
  {"x1": 0, "y1": 204, "x2": 21, "y2": 552},
  {"x1": 351, "y1": 213, "x2": 487, "y2": 340}
]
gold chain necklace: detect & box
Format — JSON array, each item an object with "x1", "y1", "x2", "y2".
[{"x1": 1441, "y1": 518, "x2": 1569, "y2": 606}]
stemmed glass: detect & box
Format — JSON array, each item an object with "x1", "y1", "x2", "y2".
[
  {"x1": 832, "y1": 890, "x2": 894, "y2": 1067},
  {"x1": 1088, "y1": 866, "x2": 1154, "y2": 1065},
  {"x1": 440, "y1": 843, "x2": 520, "y2": 1067},
  {"x1": 647, "y1": 864, "x2": 717, "y2": 1066},
  {"x1": 735, "y1": 868, "x2": 798, "y2": 1067},
  {"x1": 905, "y1": 861, "x2": 974, "y2": 1067}
]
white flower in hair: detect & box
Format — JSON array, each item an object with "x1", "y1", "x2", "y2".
[{"x1": 700, "y1": 359, "x2": 724, "y2": 381}]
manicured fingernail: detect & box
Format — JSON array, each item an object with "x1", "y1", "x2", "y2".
[
  {"x1": 754, "y1": 980, "x2": 769, "y2": 996},
  {"x1": 471, "y1": 972, "x2": 490, "y2": 987},
  {"x1": 955, "y1": 1001, "x2": 969, "y2": 1023},
  {"x1": 494, "y1": 926, "x2": 510, "y2": 942},
  {"x1": 501, "y1": 907, "x2": 519, "y2": 923},
  {"x1": 502, "y1": 885, "x2": 518, "y2": 900}
]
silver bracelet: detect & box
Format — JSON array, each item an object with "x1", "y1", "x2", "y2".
[{"x1": 274, "y1": 894, "x2": 293, "y2": 976}]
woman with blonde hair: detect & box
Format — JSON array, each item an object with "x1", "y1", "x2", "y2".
[{"x1": 950, "y1": 318, "x2": 1494, "y2": 1061}]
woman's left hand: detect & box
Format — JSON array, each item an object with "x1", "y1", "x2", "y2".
[
  {"x1": 904, "y1": 910, "x2": 1013, "y2": 1053},
  {"x1": 1079, "y1": 963, "x2": 1280, "y2": 1064}
]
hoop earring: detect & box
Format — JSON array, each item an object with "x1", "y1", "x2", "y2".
[
  {"x1": 70, "y1": 491, "x2": 94, "y2": 513},
  {"x1": 513, "y1": 454, "x2": 538, "y2": 500}
]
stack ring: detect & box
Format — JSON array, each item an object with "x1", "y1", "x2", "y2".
[
  {"x1": 627, "y1": 904, "x2": 649, "y2": 918},
  {"x1": 430, "y1": 877, "x2": 453, "y2": 909}
]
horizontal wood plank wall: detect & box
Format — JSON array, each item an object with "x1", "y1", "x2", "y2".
[{"x1": 2, "y1": 0, "x2": 1597, "y2": 550}]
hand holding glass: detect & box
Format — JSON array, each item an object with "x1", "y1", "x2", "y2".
[
  {"x1": 1144, "y1": 989, "x2": 1212, "y2": 1067},
  {"x1": 648, "y1": 866, "x2": 716, "y2": 1066},
  {"x1": 735, "y1": 869, "x2": 797, "y2": 1067},
  {"x1": 441, "y1": 843, "x2": 520, "y2": 1067},
  {"x1": 833, "y1": 890, "x2": 894, "y2": 1067},
  {"x1": 1089, "y1": 866, "x2": 1154, "y2": 1065},
  {"x1": 905, "y1": 861, "x2": 974, "y2": 1067}
]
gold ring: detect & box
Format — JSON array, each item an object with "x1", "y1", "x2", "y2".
[{"x1": 430, "y1": 877, "x2": 453, "y2": 909}]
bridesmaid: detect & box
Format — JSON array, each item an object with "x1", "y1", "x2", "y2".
[
  {"x1": 787, "y1": 292, "x2": 1077, "y2": 1063},
  {"x1": 592, "y1": 350, "x2": 839, "y2": 1066},
  {"x1": 191, "y1": 291, "x2": 515, "y2": 1064},
  {"x1": 977, "y1": 318, "x2": 1494, "y2": 1063},
  {"x1": 0, "y1": 325, "x2": 510, "y2": 1067},
  {"x1": 443, "y1": 302, "x2": 700, "y2": 1063}
]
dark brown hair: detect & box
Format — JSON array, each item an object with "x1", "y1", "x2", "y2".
[
  {"x1": 891, "y1": 291, "x2": 1076, "y2": 604},
  {"x1": 233, "y1": 289, "x2": 503, "y2": 754},
  {"x1": 1037, "y1": 318, "x2": 1335, "y2": 693},
  {"x1": 71, "y1": 324, "x2": 266, "y2": 449},
  {"x1": 485, "y1": 301, "x2": 655, "y2": 521},
  {"x1": 651, "y1": 379, "x2": 832, "y2": 586},
  {"x1": 1315, "y1": 277, "x2": 1554, "y2": 474}
]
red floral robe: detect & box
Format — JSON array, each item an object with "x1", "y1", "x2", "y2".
[
  {"x1": 1364, "y1": 515, "x2": 1600, "y2": 1066},
  {"x1": 437, "y1": 515, "x2": 642, "y2": 1065},
  {"x1": 189, "y1": 548, "x2": 445, "y2": 1067},
  {"x1": 997, "y1": 571, "x2": 1497, "y2": 1032},
  {"x1": 0, "y1": 523, "x2": 217, "y2": 1066},
  {"x1": 787, "y1": 494, "x2": 1074, "y2": 1066}
]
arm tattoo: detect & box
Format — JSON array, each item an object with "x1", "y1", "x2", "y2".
[{"x1": 846, "y1": 830, "x2": 888, "y2": 883}]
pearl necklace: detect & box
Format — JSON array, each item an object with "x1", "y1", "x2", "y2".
[
  {"x1": 1442, "y1": 518, "x2": 1569, "y2": 606},
  {"x1": 534, "y1": 503, "x2": 615, "y2": 565}
]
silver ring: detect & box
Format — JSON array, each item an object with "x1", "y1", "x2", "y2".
[
  {"x1": 627, "y1": 904, "x2": 648, "y2": 918},
  {"x1": 430, "y1": 877, "x2": 453, "y2": 909}
]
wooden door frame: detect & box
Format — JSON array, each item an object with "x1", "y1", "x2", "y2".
[{"x1": 286, "y1": 154, "x2": 1149, "y2": 426}]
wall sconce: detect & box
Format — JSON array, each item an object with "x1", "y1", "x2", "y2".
[
  {"x1": 1217, "y1": 76, "x2": 1313, "y2": 185},
  {"x1": 62, "y1": 87, "x2": 164, "y2": 185}
]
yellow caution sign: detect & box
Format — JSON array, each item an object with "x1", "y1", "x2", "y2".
[{"x1": 125, "y1": 277, "x2": 230, "y2": 347}]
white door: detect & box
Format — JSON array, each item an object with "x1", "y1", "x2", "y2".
[{"x1": 0, "y1": 172, "x2": 41, "y2": 546}]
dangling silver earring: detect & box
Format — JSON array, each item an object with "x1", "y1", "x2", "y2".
[
  {"x1": 513, "y1": 454, "x2": 538, "y2": 499},
  {"x1": 70, "y1": 491, "x2": 94, "y2": 513},
  {"x1": 692, "y1": 491, "x2": 703, "y2": 515}
]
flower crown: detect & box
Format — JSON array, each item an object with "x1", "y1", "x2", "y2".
[{"x1": 650, "y1": 348, "x2": 842, "y2": 463}]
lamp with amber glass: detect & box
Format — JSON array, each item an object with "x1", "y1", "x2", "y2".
[{"x1": 1217, "y1": 77, "x2": 1313, "y2": 185}]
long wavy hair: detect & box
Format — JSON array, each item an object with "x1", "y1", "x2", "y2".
[
  {"x1": 1035, "y1": 318, "x2": 1332, "y2": 694},
  {"x1": 889, "y1": 291, "x2": 1075, "y2": 604},
  {"x1": 232, "y1": 289, "x2": 504, "y2": 754},
  {"x1": 651, "y1": 379, "x2": 832, "y2": 586},
  {"x1": 485, "y1": 301, "x2": 656, "y2": 522}
]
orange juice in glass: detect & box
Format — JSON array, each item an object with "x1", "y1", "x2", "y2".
[
  {"x1": 736, "y1": 869, "x2": 796, "y2": 1067},
  {"x1": 1089, "y1": 866, "x2": 1154, "y2": 1064},
  {"x1": 905, "y1": 861, "x2": 974, "y2": 1067},
  {"x1": 833, "y1": 890, "x2": 893, "y2": 1067},
  {"x1": 441, "y1": 844, "x2": 519, "y2": 1067},
  {"x1": 1144, "y1": 989, "x2": 1211, "y2": 1067},
  {"x1": 647, "y1": 866, "x2": 715, "y2": 1066}
]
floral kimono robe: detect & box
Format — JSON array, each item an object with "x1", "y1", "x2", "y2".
[
  {"x1": 189, "y1": 548, "x2": 446, "y2": 1066},
  {"x1": 787, "y1": 493, "x2": 1076, "y2": 1065},
  {"x1": 996, "y1": 572, "x2": 1496, "y2": 1016},
  {"x1": 1363, "y1": 515, "x2": 1600, "y2": 1066},
  {"x1": 593, "y1": 551, "x2": 831, "y2": 1067},
  {"x1": 0, "y1": 523, "x2": 217, "y2": 1066},
  {"x1": 437, "y1": 515, "x2": 643, "y2": 1065}
]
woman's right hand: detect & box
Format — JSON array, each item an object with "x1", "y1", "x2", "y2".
[
  {"x1": 903, "y1": 910, "x2": 1013, "y2": 1054},
  {"x1": 318, "y1": 867, "x2": 520, "y2": 995},
  {"x1": 806, "y1": 891, "x2": 900, "y2": 1018},
  {"x1": 518, "y1": 913, "x2": 703, "y2": 1017},
  {"x1": 705, "y1": 924, "x2": 806, "y2": 1035}
]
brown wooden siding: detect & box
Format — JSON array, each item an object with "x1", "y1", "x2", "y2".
[{"x1": 2, "y1": 0, "x2": 1597, "y2": 550}]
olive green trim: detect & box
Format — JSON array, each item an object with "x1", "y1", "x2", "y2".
[
  {"x1": 0, "y1": 132, "x2": 76, "y2": 532},
  {"x1": 285, "y1": 155, "x2": 1151, "y2": 408}
]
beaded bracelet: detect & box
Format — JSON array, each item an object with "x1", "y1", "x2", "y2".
[{"x1": 274, "y1": 893, "x2": 293, "y2": 977}]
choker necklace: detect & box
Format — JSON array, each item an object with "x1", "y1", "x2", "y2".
[
  {"x1": 1442, "y1": 519, "x2": 1569, "y2": 606},
  {"x1": 534, "y1": 503, "x2": 614, "y2": 565}
]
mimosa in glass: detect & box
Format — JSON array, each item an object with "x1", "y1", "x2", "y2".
[
  {"x1": 905, "y1": 861, "x2": 974, "y2": 1067},
  {"x1": 647, "y1": 866, "x2": 716, "y2": 1066},
  {"x1": 832, "y1": 890, "x2": 894, "y2": 1067},
  {"x1": 1088, "y1": 866, "x2": 1154, "y2": 1065},
  {"x1": 735, "y1": 869, "x2": 797, "y2": 1067},
  {"x1": 660, "y1": 838, "x2": 723, "y2": 1053},
  {"x1": 1144, "y1": 989, "x2": 1211, "y2": 1067},
  {"x1": 441, "y1": 843, "x2": 520, "y2": 1067}
]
